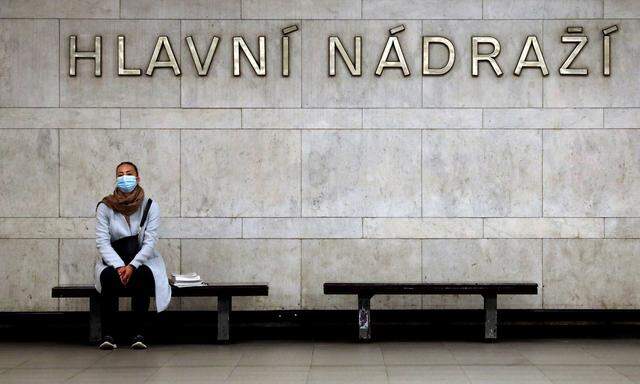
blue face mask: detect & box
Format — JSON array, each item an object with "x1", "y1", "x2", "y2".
[{"x1": 116, "y1": 175, "x2": 137, "y2": 193}]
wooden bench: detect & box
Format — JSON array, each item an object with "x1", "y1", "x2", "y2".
[
  {"x1": 324, "y1": 282, "x2": 538, "y2": 341},
  {"x1": 52, "y1": 283, "x2": 269, "y2": 343}
]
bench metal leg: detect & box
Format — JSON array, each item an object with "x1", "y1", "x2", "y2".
[
  {"x1": 358, "y1": 294, "x2": 372, "y2": 341},
  {"x1": 483, "y1": 293, "x2": 498, "y2": 341},
  {"x1": 217, "y1": 295, "x2": 232, "y2": 342},
  {"x1": 89, "y1": 296, "x2": 102, "y2": 344}
]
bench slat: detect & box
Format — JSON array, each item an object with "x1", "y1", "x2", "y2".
[
  {"x1": 324, "y1": 282, "x2": 538, "y2": 295},
  {"x1": 52, "y1": 284, "x2": 268, "y2": 298}
]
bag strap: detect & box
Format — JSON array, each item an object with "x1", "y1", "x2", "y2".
[
  {"x1": 139, "y1": 198, "x2": 153, "y2": 228},
  {"x1": 95, "y1": 199, "x2": 153, "y2": 228}
]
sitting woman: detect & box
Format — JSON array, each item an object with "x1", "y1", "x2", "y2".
[{"x1": 94, "y1": 161, "x2": 171, "y2": 350}]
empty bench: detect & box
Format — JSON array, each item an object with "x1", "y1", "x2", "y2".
[
  {"x1": 52, "y1": 283, "x2": 269, "y2": 343},
  {"x1": 324, "y1": 282, "x2": 538, "y2": 341}
]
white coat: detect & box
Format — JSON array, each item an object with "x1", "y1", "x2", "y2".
[{"x1": 94, "y1": 196, "x2": 172, "y2": 312}]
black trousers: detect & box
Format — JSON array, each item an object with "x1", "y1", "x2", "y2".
[{"x1": 99, "y1": 264, "x2": 155, "y2": 337}]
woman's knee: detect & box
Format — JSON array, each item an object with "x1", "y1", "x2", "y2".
[
  {"x1": 135, "y1": 264, "x2": 153, "y2": 279},
  {"x1": 131, "y1": 265, "x2": 155, "y2": 290},
  {"x1": 100, "y1": 266, "x2": 121, "y2": 291}
]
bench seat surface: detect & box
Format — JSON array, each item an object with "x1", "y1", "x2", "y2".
[
  {"x1": 52, "y1": 283, "x2": 268, "y2": 298},
  {"x1": 324, "y1": 282, "x2": 538, "y2": 295}
]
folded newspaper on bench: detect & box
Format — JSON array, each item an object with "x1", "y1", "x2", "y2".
[{"x1": 170, "y1": 272, "x2": 206, "y2": 288}]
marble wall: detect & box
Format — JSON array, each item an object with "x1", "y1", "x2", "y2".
[{"x1": 1, "y1": 0, "x2": 639, "y2": 312}]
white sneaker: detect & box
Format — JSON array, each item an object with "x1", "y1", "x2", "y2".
[
  {"x1": 130, "y1": 335, "x2": 147, "y2": 349},
  {"x1": 99, "y1": 336, "x2": 117, "y2": 350}
]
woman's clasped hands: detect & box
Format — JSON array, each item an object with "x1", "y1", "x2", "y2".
[{"x1": 116, "y1": 265, "x2": 135, "y2": 286}]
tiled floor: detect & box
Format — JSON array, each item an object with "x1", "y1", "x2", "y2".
[{"x1": 0, "y1": 339, "x2": 639, "y2": 383}]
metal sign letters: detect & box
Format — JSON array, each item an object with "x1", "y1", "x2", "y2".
[{"x1": 68, "y1": 24, "x2": 619, "y2": 78}]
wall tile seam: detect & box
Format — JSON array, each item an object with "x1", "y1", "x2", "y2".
[
  {"x1": 177, "y1": 128, "x2": 636, "y2": 132},
  {"x1": 57, "y1": 19, "x2": 61, "y2": 109},
  {"x1": 300, "y1": 19, "x2": 304, "y2": 108},
  {"x1": 8, "y1": 125, "x2": 630, "y2": 129},
  {"x1": 11, "y1": 235, "x2": 627, "y2": 240},
  {"x1": 484, "y1": 107, "x2": 608, "y2": 109},
  {"x1": 10, "y1": 127, "x2": 640, "y2": 131},
  {"x1": 420, "y1": 17, "x2": 424, "y2": 107},
  {"x1": 42, "y1": 236, "x2": 640, "y2": 240},
  {"x1": 420, "y1": 129, "x2": 423, "y2": 217},
  {"x1": 420, "y1": 239, "x2": 424, "y2": 308},
  {"x1": 2, "y1": 107, "x2": 632, "y2": 111},
  {"x1": 299, "y1": 129, "x2": 303, "y2": 216},
  {"x1": 299, "y1": 238, "x2": 302, "y2": 308},
  {"x1": 540, "y1": 238, "x2": 544, "y2": 307},
  {"x1": 541, "y1": 18, "x2": 544, "y2": 108},
  {"x1": 0, "y1": 17, "x2": 95, "y2": 20},
  {"x1": 9, "y1": 127, "x2": 628, "y2": 131},
  {"x1": 179, "y1": 19, "x2": 182, "y2": 109},
  {"x1": 540, "y1": 304, "x2": 640, "y2": 309},
  {"x1": 178, "y1": 128, "x2": 181, "y2": 214},
  {"x1": 481, "y1": 237, "x2": 606, "y2": 240},
  {"x1": 482, "y1": 217, "x2": 607, "y2": 221},
  {"x1": 12, "y1": 236, "x2": 637, "y2": 240},
  {"x1": 55, "y1": 238, "x2": 232, "y2": 240},
  {"x1": 541, "y1": 129, "x2": 544, "y2": 216},
  {"x1": 485, "y1": 17, "x2": 609, "y2": 21},
  {"x1": 2, "y1": 237, "x2": 242, "y2": 240},
  {"x1": 3, "y1": 108, "x2": 635, "y2": 112},
  {"x1": 57, "y1": 238, "x2": 61, "y2": 311},
  {"x1": 0, "y1": 107, "x2": 611, "y2": 112},
  {"x1": 242, "y1": 237, "x2": 471, "y2": 240},
  {"x1": 57, "y1": 127, "x2": 61, "y2": 218},
  {"x1": 9, "y1": 17, "x2": 640, "y2": 21},
  {"x1": 3, "y1": 216, "x2": 633, "y2": 219}
]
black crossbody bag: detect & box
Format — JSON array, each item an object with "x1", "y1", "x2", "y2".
[{"x1": 97, "y1": 199, "x2": 153, "y2": 265}]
